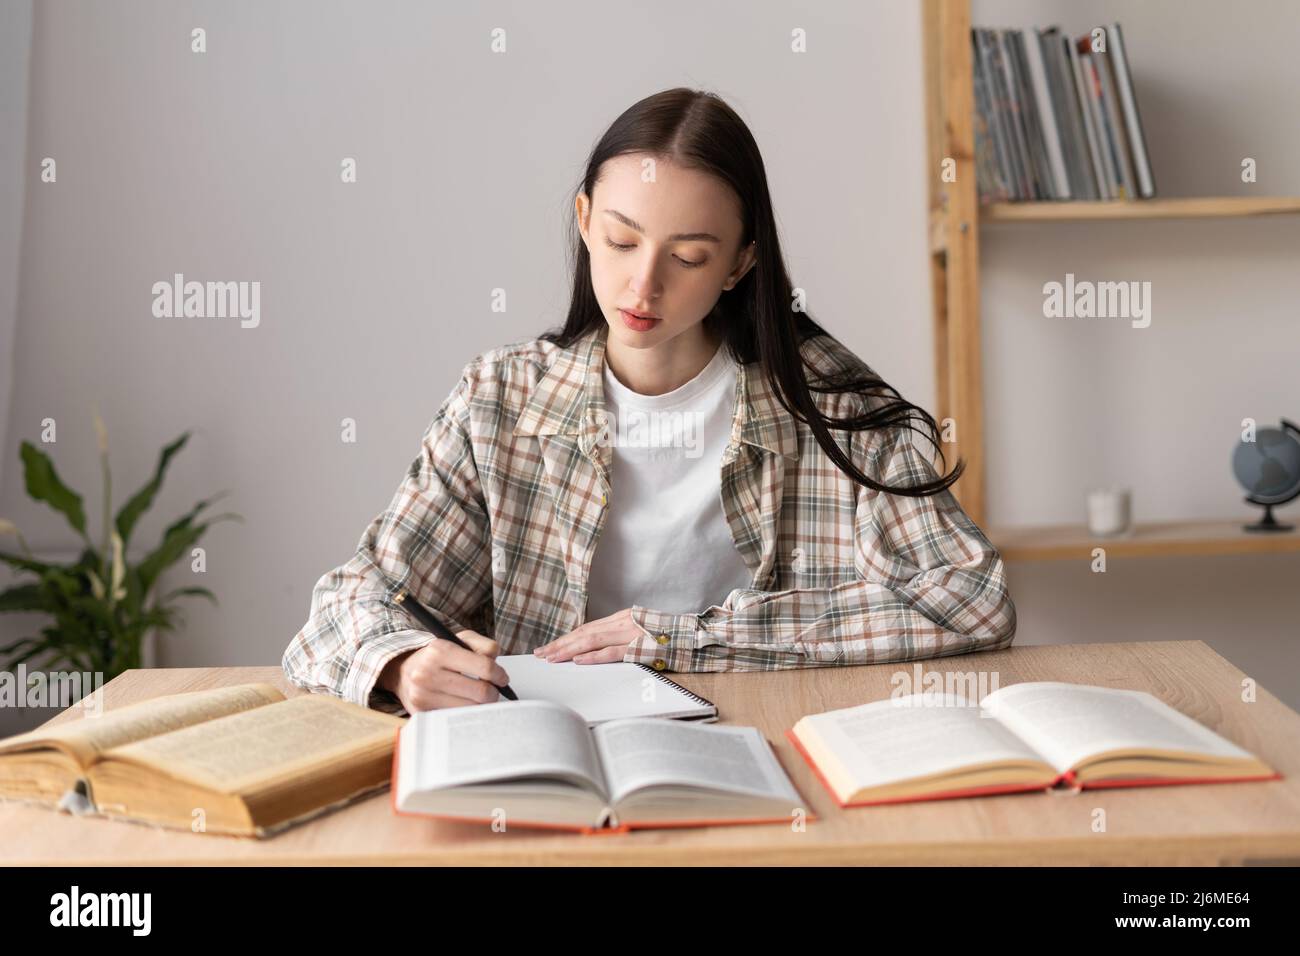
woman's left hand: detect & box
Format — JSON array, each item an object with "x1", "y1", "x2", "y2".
[{"x1": 533, "y1": 608, "x2": 642, "y2": 664}]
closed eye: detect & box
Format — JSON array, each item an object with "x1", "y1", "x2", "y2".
[{"x1": 604, "y1": 236, "x2": 706, "y2": 268}]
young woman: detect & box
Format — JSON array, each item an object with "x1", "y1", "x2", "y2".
[{"x1": 283, "y1": 88, "x2": 1016, "y2": 716}]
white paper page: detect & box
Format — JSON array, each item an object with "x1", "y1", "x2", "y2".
[
  {"x1": 594, "y1": 719, "x2": 800, "y2": 805},
  {"x1": 409, "y1": 700, "x2": 606, "y2": 797},
  {"x1": 803, "y1": 694, "x2": 1052, "y2": 788},
  {"x1": 980, "y1": 682, "x2": 1254, "y2": 773},
  {"x1": 493, "y1": 654, "x2": 714, "y2": 724}
]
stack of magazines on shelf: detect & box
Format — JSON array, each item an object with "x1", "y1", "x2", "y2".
[{"x1": 972, "y1": 23, "x2": 1156, "y2": 203}]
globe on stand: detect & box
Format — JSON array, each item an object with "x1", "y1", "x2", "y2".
[{"x1": 1232, "y1": 419, "x2": 1300, "y2": 532}]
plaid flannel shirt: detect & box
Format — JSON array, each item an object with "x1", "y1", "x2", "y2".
[{"x1": 282, "y1": 322, "x2": 1016, "y2": 714}]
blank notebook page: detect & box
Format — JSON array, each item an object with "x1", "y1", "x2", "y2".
[{"x1": 494, "y1": 654, "x2": 717, "y2": 726}]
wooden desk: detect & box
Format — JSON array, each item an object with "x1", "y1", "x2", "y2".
[{"x1": 3, "y1": 640, "x2": 1298, "y2": 865}]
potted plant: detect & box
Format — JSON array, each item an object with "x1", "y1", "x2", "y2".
[{"x1": 0, "y1": 409, "x2": 239, "y2": 685}]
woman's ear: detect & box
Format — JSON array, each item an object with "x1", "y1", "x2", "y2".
[
  {"x1": 723, "y1": 240, "x2": 757, "y2": 290},
  {"x1": 575, "y1": 192, "x2": 590, "y2": 247}
]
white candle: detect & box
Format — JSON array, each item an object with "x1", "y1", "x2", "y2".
[{"x1": 1087, "y1": 488, "x2": 1131, "y2": 536}]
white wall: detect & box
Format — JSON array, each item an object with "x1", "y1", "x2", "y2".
[
  {"x1": 0, "y1": 0, "x2": 32, "y2": 483},
  {"x1": 1, "y1": 1, "x2": 1296, "y2": 739}
]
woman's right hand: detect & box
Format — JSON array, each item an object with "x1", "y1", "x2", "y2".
[{"x1": 378, "y1": 630, "x2": 511, "y2": 713}]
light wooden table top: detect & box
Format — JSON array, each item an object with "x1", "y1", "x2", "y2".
[{"x1": 3, "y1": 640, "x2": 1298, "y2": 865}]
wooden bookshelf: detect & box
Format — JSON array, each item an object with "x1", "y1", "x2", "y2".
[
  {"x1": 982, "y1": 196, "x2": 1300, "y2": 222},
  {"x1": 921, "y1": 0, "x2": 1300, "y2": 559},
  {"x1": 989, "y1": 520, "x2": 1300, "y2": 562}
]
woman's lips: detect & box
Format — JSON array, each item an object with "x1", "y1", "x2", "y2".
[{"x1": 620, "y1": 309, "x2": 661, "y2": 331}]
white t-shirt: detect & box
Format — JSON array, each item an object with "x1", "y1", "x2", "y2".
[{"x1": 585, "y1": 341, "x2": 754, "y2": 620}]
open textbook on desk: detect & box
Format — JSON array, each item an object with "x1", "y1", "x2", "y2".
[
  {"x1": 393, "y1": 699, "x2": 807, "y2": 833},
  {"x1": 789, "y1": 681, "x2": 1280, "y2": 807}
]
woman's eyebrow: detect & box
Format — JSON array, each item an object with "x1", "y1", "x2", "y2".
[{"x1": 602, "y1": 208, "x2": 722, "y2": 243}]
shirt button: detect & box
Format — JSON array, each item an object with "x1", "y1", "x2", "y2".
[
  {"x1": 652, "y1": 659, "x2": 667, "y2": 670},
  {"x1": 655, "y1": 633, "x2": 670, "y2": 645}
]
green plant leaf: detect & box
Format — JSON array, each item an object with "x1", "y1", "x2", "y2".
[
  {"x1": 113, "y1": 432, "x2": 190, "y2": 545},
  {"x1": 35, "y1": 646, "x2": 90, "y2": 673},
  {"x1": 0, "y1": 549, "x2": 58, "y2": 576},
  {"x1": 0, "y1": 636, "x2": 39, "y2": 656},
  {"x1": 135, "y1": 520, "x2": 210, "y2": 598},
  {"x1": 121, "y1": 564, "x2": 144, "y2": 620},
  {"x1": 159, "y1": 586, "x2": 218, "y2": 605},
  {"x1": 0, "y1": 583, "x2": 50, "y2": 613},
  {"x1": 67, "y1": 593, "x2": 115, "y2": 625},
  {"x1": 136, "y1": 512, "x2": 240, "y2": 599},
  {"x1": 41, "y1": 567, "x2": 82, "y2": 601},
  {"x1": 20, "y1": 441, "x2": 88, "y2": 537},
  {"x1": 158, "y1": 493, "x2": 230, "y2": 542},
  {"x1": 40, "y1": 623, "x2": 97, "y2": 673},
  {"x1": 140, "y1": 605, "x2": 177, "y2": 625},
  {"x1": 4, "y1": 640, "x2": 54, "y2": 669}
]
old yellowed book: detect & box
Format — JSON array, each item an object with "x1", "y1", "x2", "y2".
[{"x1": 0, "y1": 683, "x2": 403, "y2": 837}]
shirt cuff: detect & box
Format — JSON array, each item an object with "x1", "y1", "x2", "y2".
[
  {"x1": 624, "y1": 606, "x2": 706, "y2": 672},
  {"x1": 342, "y1": 628, "x2": 434, "y2": 711}
]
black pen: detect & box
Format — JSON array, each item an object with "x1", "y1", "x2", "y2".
[{"x1": 392, "y1": 589, "x2": 517, "y2": 700}]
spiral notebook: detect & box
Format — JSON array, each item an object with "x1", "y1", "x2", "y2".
[{"x1": 494, "y1": 654, "x2": 717, "y2": 725}]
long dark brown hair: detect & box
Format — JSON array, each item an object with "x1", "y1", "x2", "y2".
[{"x1": 539, "y1": 87, "x2": 962, "y2": 498}]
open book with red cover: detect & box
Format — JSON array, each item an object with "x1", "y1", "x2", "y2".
[
  {"x1": 392, "y1": 700, "x2": 811, "y2": 833},
  {"x1": 788, "y1": 681, "x2": 1280, "y2": 808}
]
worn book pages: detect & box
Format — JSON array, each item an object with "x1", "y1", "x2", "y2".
[
  {"x1": 0, "y1": 683, "x2": 284, "y2": 767},
  {"x1": 104, "y1": 694, "x2": 402, "y2": 793}
]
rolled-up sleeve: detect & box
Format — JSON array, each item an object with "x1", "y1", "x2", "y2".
[
  {"x1": 623, "y1": 425, "x2": 1017, "y2": 671},
  {"x1": 281, "y1": 366, "x2": 493, "y2": 709}
]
